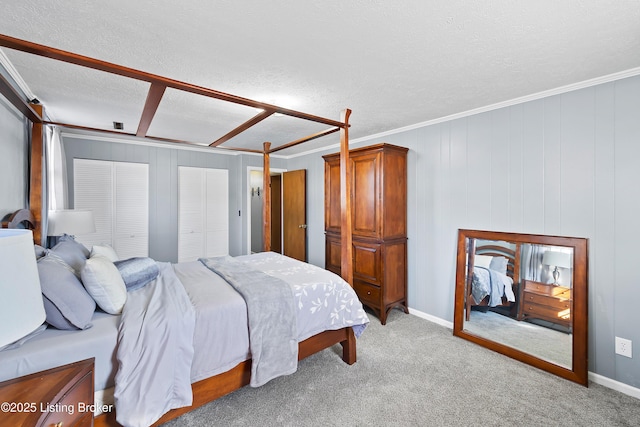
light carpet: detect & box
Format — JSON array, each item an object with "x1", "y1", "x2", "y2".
[{"x1": 165, "y1": 310, "x2": 640, "y2": 427}]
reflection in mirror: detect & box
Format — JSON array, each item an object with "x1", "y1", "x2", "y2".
[
  {"x1": 463, "y1": 240, "x2": 573, "y2": 368},
  {"x1": 453, "y1": 230, "x2": 588, "y2": 386}
]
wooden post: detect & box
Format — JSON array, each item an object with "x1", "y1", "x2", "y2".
[
  {"x1": 29, "y1": 103, "x2": 44, "y2": 244},
  {"x1": 262, "y1": 142, "x2": 271, "y2": 252},
  {"x1": 339, "y1": 109, "x2": 353, "y2": 285}
]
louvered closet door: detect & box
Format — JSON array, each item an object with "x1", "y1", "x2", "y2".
[
  {"x1": 178, "y1": 167, "x2": 205, "y2": 263},
  {"x1": 178, "y1": 167, "x2": 229, "y2": 262},
  {"x1": 74, "y1": 159, "x2": 113, "y2": 250},
  {"x1": 113, "y1": 162, "x2": 149, "y2": 259},
  {"x1": 74, "y1": 159, "x2": 149, "y2": 258}
]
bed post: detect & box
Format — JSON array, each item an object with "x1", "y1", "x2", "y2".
[
  {"x1": 262, "y1": 142, "x2": 271, "y2": 252},
  {"x1": 465, "y1": 237, "x2": 476, "y2": 321},
  {"x1": 29, "y1": 103, "x2": 44, "y2": 245},
  {"x1": 339, "y1": 109, "x2": 353, "y2": 285}
]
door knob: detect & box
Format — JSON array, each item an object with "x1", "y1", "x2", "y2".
[{"x1": 298, "y1": 224, "x2": 308, "y2": 229}]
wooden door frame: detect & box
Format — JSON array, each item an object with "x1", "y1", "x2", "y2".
[{"x1": 246, "y1": 166, "x2": 286, "y2": 255}]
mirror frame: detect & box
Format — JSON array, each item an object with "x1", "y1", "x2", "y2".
[{"x1": 453, "y1": 229, "x2": 589, "y2": 386}]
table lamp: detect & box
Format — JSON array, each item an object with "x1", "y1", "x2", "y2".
[
  {"x1": 0, "y1": 229, "x2": 46, "y2": 349},
  {"x1": 542, "y1": 250, "x2": 572, "y2": 286}
]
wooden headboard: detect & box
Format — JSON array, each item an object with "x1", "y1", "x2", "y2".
[
  {"x1": 1, "y1": 209, "x2": 36, "y2": 231},
  {"x1": 475, "y1": 243, "x2": 521, "y2": 284}
]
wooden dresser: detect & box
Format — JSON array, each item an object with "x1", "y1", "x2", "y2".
[
  {"x1": 0, "y1": 358, "x2": 94, "y2": 427},
  {"x1": 324, "y1": 143, "x2": 408, "y2": 324},
  {"x1": 518, "y1": 279, "x2": 572, "y2": 328}
]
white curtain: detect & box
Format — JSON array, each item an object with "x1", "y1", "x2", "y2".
[
  {"x1": 522, "y1": 244, "x2": 544, "y2": 282},
  {"x1": 46, "y1": 126, "x2": 67, "y2": 211}
]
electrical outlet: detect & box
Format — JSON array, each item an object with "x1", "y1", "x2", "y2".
[{"x1": 615, "y1": 337, "x2": 632, "y2": 358}]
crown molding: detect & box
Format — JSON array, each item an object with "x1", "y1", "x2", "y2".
[
  {"x1": 339, "y1": 66, "x2": 640, "y2": 149},
  {"x1": 0, "y1": 48, "x2": 36, "y2": 101},
  {"x1": 287, "y1": 66, "x2": 640, "y2": 159}
]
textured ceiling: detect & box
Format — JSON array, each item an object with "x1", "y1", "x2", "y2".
[{"x1": 1, "y1": 1, "x2": 639, "y2": 155}]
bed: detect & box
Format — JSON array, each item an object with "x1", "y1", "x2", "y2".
[
  {"x1": 0, "y1": 211, "x2": 369, "y2": 426},
  {"x1": 464, "y1": 238, "x2": 521, "y2": 321},
  {"x1": 0, "y1": 32, "x2": 367, "y2": 427}
]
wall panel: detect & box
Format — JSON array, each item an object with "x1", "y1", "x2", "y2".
[
  {"x1": 613, "y1": 77, "x2": 640, "y2": 386},
  {"x1": 592, "y1": 82, "x2": 616, "y2": 379}
]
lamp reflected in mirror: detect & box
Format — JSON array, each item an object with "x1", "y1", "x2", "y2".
[{"x1": 542, "y1": 250, "x2": 572, "y2": 286}]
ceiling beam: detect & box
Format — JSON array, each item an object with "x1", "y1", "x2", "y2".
[
  {"x1": 0, "y1": 33, "x2": 347, "y2": 129},
  {"x1": 0, "y1": 72, "x2": 42, "y2": 123},
  {"x1": 136, "y1": 83, "x2": 166, "y2": 137},
  {"x1": 268, "y1": 127, "x2": 340, "y2": 154},
  {"x1": 210, "y1": 109, "x2": 275, "y2": 147}
]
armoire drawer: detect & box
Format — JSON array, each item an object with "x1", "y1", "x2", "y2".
[{"x1": 353, "y1": 280, "x2": 380, "y2": 305}]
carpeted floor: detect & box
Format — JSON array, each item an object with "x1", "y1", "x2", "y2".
[
  {"x1": 464, "y1": 309, "x2": 572, "y2": 368},
  {"x1": 165, "y1": 310, "x2": 640, "y2": 427}
]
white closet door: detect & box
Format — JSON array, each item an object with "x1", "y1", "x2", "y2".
[
  {"x1": 74, "y1": 159, "x2": 148, "y2": 258},
  {"x1": 178, "y1": 166, "x2": 229, "y2": 262},
  {"x1": 178, "y1": 167, "x2": 205, "y2": 263},
  {"x1": 73, "y1": 159, "x2": 113, "y2": 251},
  {"x1": 205, "y1": 168, "x2": 229, "y2": 257},
  {"x1": 114, "y1": 162, "x2": 149, "y2": 259}
]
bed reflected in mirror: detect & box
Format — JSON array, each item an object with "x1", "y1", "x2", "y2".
[{"x1": 453, "y1": 229, "x2": 588, "y2": 386}]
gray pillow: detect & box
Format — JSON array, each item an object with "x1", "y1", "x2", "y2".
[
  {"x1": 37, "y1": 253, "x2": 95, "y2": 330},
  {"x1": 114, "y1": 257, "x2": 160, "y2": 291},
  {"x1": 50, "y1": 235, "x2": 89, "y2": 276},
  {"x1": 34, "y1": 244, "x2": 47, "y2": 259}
]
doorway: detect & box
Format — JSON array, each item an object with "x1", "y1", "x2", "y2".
[
  {"x1": 248, "y1": 167, "x2": 285, "y2": 254},
  {"x1": 246, "y1": 167, "x2": 307, "y2": 261}
]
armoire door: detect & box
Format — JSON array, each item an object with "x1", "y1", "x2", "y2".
[{"x1": 351, "y1": 151, "x2": 379, "y2": 239}]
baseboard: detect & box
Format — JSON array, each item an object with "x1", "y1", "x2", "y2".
[
  {"x1": 408, "y1": 307, "x2": 453, "y2": 329},
  {"x1": 408, "y1": 308, "x2": 640, "y2": 400},
  {"x1": 589, "y1": 372, "x2": 640, "y2": 400}
]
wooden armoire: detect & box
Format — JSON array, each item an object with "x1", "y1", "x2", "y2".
[{"x1": 323, "y1": 143, "x2": 408, "y2": 324}]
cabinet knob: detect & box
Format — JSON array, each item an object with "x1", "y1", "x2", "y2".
[
  {"x1": 367, "y1": 291, "x2": 371, "y2": 295},
  {"x1": 54, "y1": 423, "x2": 63, "y2": 427}
]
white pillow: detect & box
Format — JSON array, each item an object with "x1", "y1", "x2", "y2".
[
  {"x1": 473, "y1": 254, "x2": 493, "y2": 269},
  {"x1": 489, "y1": 256, "x2": 509, "y2": 275},
  {"x1": 81, "y1": 254, "x2": 127, "y2": 314},
  {"x1": 91, "y1": 244, "x2": 119, "y2": 262}
]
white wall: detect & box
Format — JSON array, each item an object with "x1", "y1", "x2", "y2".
[{"x1": 295, "y1": 74, "x2": 640, "y2": 390}]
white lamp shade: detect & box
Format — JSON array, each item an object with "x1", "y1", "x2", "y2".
[
  {"x1": 542, "y1": 250, "x2": 572, "y2": 269},
  {"x1": 0, "y1": 229, "x2": 46, "y2": 348},
  {"x1": 48, "y1": 210, "x2": 96, "y2": 236}
]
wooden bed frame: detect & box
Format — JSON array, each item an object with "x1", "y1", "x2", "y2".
[
  {"x1": 465, "y1": 238, "x2": 521, "y2": 321},
  {"x1": 97, "y1": 327, "x2": 356, "y2": 426},
  {"x1": 0, "y1": 33, "x2": 360, "y2": 426}
]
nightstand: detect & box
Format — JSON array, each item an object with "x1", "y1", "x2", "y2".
[
  {"x1": 518, "y1": 279, "x2": 572, "y2": 328},
  {"x1": 0, "y1": 358, "x2": 94, "y2": 427}
]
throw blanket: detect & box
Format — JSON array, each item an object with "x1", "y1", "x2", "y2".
[
  {"x1": 114, "y1": 262, "x2": 196, "y2": 427},
  {"x1": 200, "y1": 256, "x2": 298, "y2": 387},
  {"x1": 471, "y1": 266, "x2": 515, "y2": 307}
]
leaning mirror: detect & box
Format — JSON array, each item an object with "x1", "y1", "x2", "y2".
[{"x1": 453, "y1": 229, "x2": 588, "y2": 386}]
